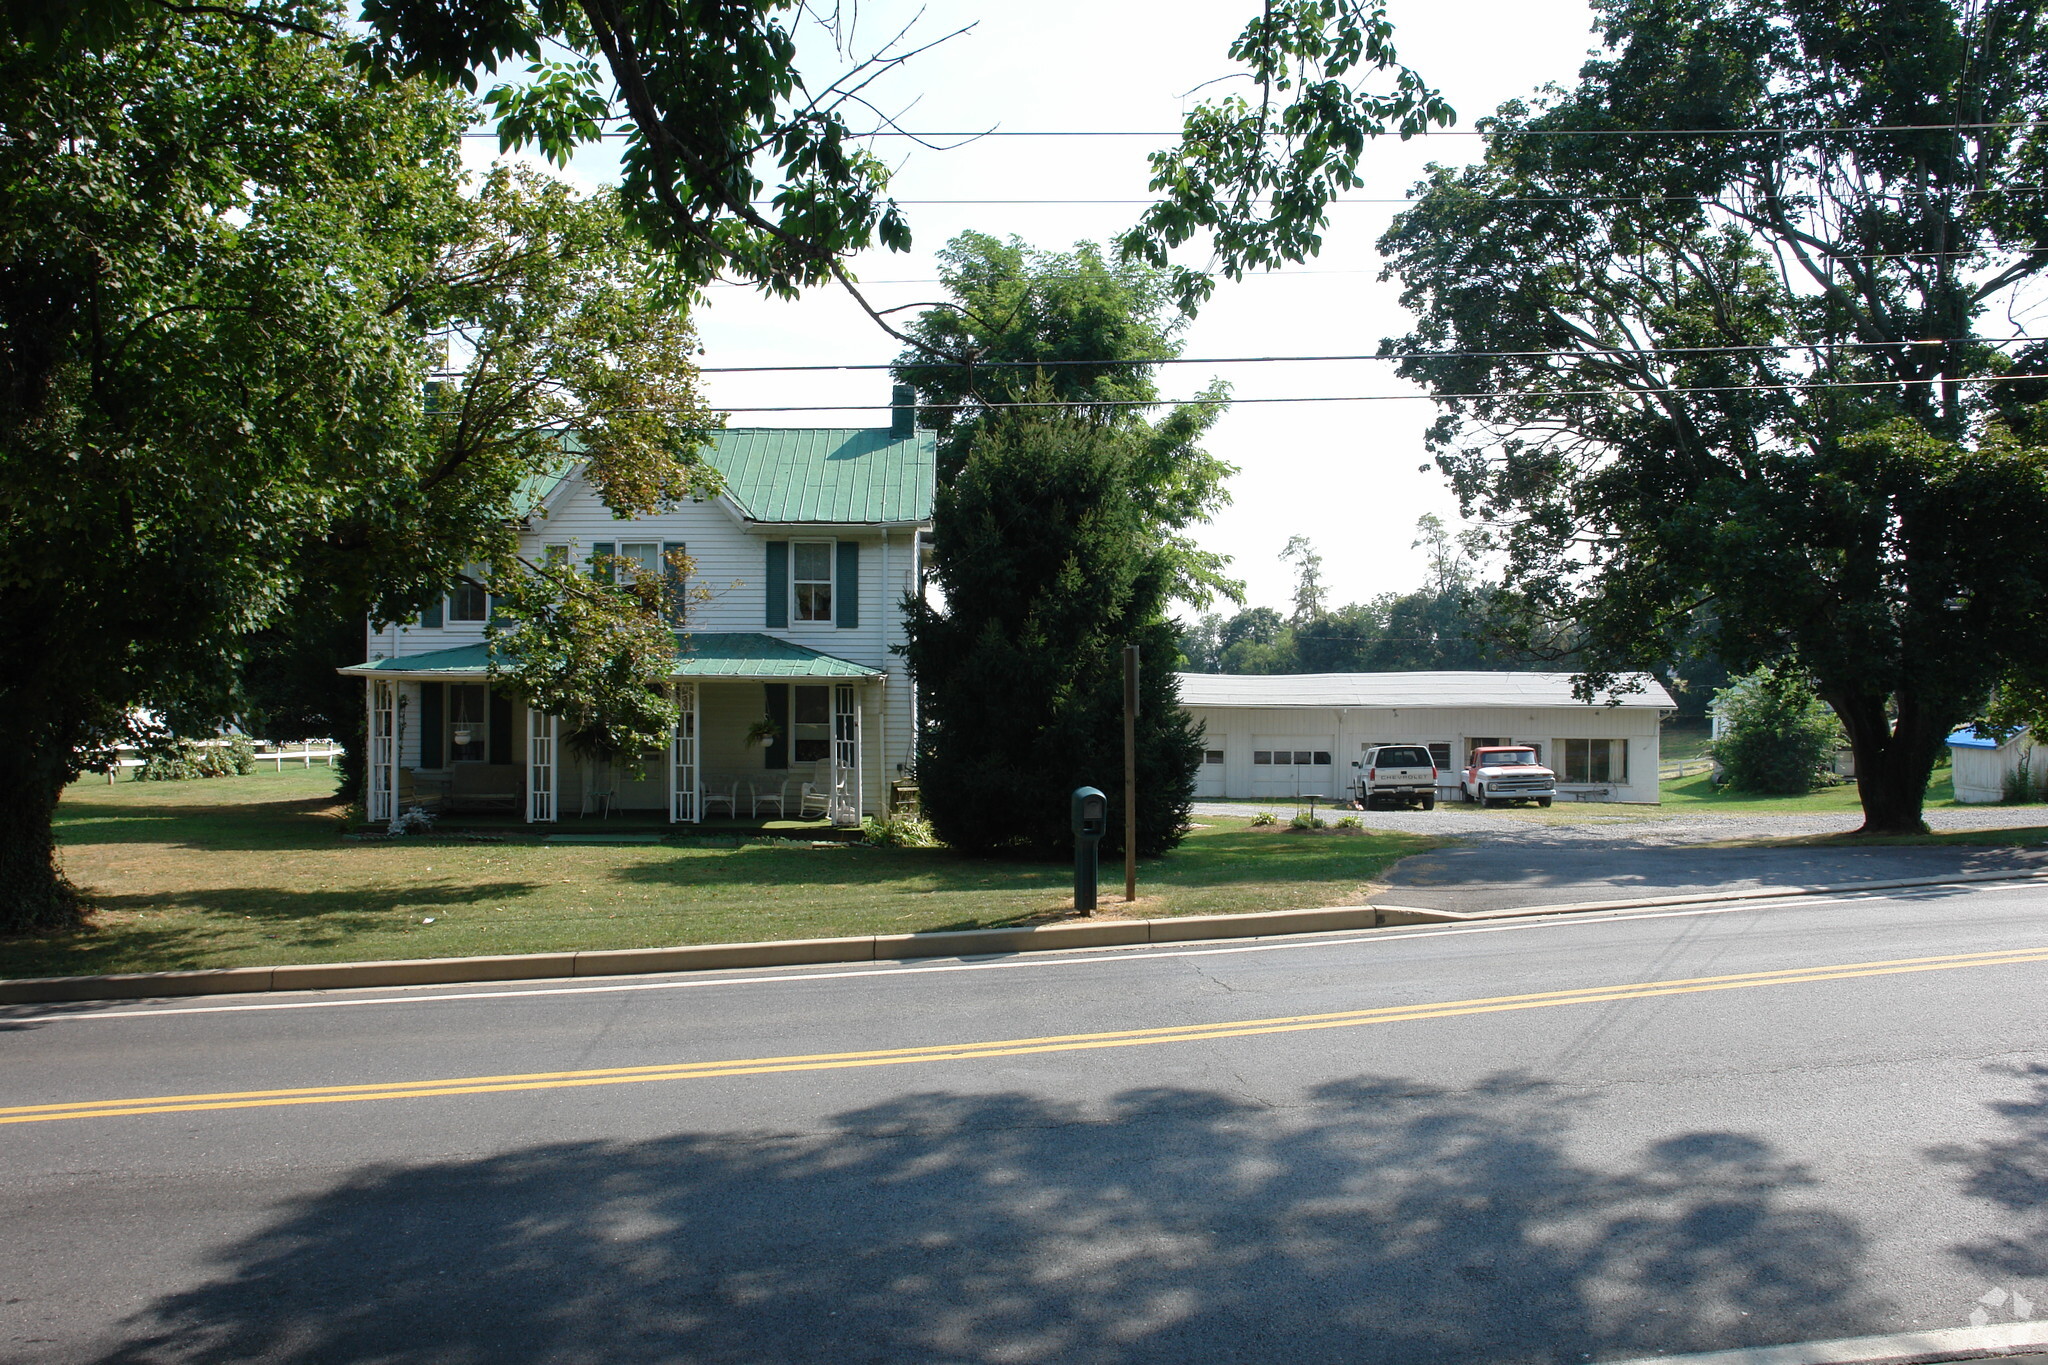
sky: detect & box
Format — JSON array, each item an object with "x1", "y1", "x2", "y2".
[{"x1": 462, "y1": 0, "x2": 1605, "y2": 617}]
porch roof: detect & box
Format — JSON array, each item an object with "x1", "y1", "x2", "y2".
[{"x1": 340, "y1": 633, "x2": 882, "y2": 681}]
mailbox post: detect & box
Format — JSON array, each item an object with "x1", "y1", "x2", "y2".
[{"x1": 1071, "y1": 786, "x2": 1107, "y2": 912}]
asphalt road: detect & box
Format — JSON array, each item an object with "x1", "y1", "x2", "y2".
[
  {"x1": 6, "y1": 882, "x2": 2048, "y2": 1364},
  {"x1": 1382, "y1": 842, "x2": 2048, "y2": 912}
]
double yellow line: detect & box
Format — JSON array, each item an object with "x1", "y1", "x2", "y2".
[{"x1": 8, "y1": 944, "x2": 2048, "y2": 1127}]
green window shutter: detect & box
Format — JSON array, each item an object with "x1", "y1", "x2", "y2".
[
  {"x1": 835, "y1": 540, "x2": 859, "y2": 628},
  {"x1": 765, "y1": 541, "x2": 789, "y2": 628},
  {"x1": 418, "y1": 683, "x2": 444, "y2": 768},
  {"x1": 592, "y1": 541, "x2": 615, "y2": 584},
  {"x1": 420, "y1": 597, "x2": 443, "y2": 629},
  {"x1": 662, "y1": 541, "x2": 687, "y2": 625},
  {"x1": 764, "y1": 684, "x2": 789, "y2": 770},
  {"x1": 488, "y1": 691, "x2": 512, "y2": 764}
]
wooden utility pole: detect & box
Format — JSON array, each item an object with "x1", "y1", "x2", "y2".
[{"x1": 1123, "y1": 644, "x2": 1139, "y2": 902}]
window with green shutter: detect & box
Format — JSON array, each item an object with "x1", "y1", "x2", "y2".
[
  {"x1": 765, "y1": 541, "x2": 789, "y2": 628},
  {"x1": 835, "y1": 540, "x2": 859, "y2": 628}
]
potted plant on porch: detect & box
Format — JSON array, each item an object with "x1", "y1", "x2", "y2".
[{"x1": 743, "y1": 718, "x2": 783, "y2": 750}]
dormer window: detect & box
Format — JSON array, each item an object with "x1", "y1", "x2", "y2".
[{"x1": 793, "y1": 541, "x2": 833, "y2": 622}]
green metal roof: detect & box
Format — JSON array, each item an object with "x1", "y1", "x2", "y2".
[
  {"x1": 341, "y1": 634, "x2": 879, "y2": 680},
  {"x1": 672, "y1": 632, "x2": 878, "y2": 678},
  {"x1": 706, "y1": 428, "x2": 936, "y2": 524},
  {"x1": 545, "y1": 426, "x2": 936, "y2": 525},
  {"x1": 344, "y1": 642, "x2": 493, "y2": 675}
]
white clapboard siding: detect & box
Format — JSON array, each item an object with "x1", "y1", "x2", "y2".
[{"x1": 365, "y1": 470, "x2": 921, "y2": 813}]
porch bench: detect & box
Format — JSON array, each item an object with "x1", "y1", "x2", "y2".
[{"x1": 448, "y1": 763, "x2": 521, "y2": 813}]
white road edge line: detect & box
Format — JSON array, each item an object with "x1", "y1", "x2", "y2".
[
  {"x1": 1598, "y1": 1315, "x2": 2048, "y2": 1364},
  {"x1": 7, "y1": 884, "x2": 2014, "y2": 1023}
]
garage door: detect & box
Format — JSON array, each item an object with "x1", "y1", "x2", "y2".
[
  {"x1": 1251, "y1": 737, "x2": 1334, "y2": 799},
  {"x1": 1195, "y1": 743, "x2": 1227, "y2": 798}
]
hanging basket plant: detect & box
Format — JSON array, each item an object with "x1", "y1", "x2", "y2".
[{"x1": 743, "y1": 718, "x2": 783, "y2": 749}]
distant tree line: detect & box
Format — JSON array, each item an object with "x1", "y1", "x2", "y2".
[{"x1": 1175, "y1": 517, "x2": 1515, "y2": 675}]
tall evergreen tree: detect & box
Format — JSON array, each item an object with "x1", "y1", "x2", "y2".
[{"x1": 904, "y1": 413, "x2": 1202, "y2": 859}]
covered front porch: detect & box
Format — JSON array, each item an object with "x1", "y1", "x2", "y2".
[{"x1": 342, "y1": 634, "x2": 888, "y2": 829}]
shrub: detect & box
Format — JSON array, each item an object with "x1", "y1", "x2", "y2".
[
  {"x1": 1248, "y1": 810, "x2": 1278, "y2": 827},
  {"x1": 1334, "y1": 816, "x2": 1364, "y2": 830},
  {"x1": 1288, "y1": 810, "x2": 1327, "y2": 831},
  {"x1": 391, "y1": 805, "x2": 437, "y2": 834},
  {"x1": 1708, "y1": 668, "x2": 1841, "y2": 795},
  {"x1": 135, "y1": 736, "x2": 256, "y2": 781},
  {"x1": 2003, "y1": 751, "x2": 2045, "y2": 804},
  {"x1": 861, "y1": 814, "x2": 943, "y2": 849}
]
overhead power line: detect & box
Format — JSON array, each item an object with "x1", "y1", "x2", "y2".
[
  {"x1": 703, "y1": 249, "x2": 2015, "y2": 288},
  {"x1": 695, "y1": 370, "x2": 2048, "y2": 413},
  {"x1": 460, "y1": 120, "x2": 2046, "y2": 140},
  {"x1": 781, "y1": 187, "x2": 2048, "y2": 206},
  {"x1": 694, "y1": 336, "x2": 2048, "y2": 374},
  {"x1": 698, "y1": 248, "x2": 2031, "y2": 289}
]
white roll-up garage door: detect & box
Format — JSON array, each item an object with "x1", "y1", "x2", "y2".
[{"x1": 1250, "y1": 736, "x2": 1334, "y2": 798}]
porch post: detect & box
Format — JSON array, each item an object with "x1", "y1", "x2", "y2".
[
  {"x1": 526, "y1": 707, "x2": 557, "y2": 823},
  {"x1": 669, "y1": 682, "x2": 698, "y2": 823},
  {"x1": 366, "y1": 678, "x2": 393, "y2": 825},
  {"x1": 831, "y1": 681, "x2": 863, "y2": 826}
]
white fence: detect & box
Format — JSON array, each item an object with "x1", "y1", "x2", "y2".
[{"x1": 98, "y1": 738, "x2": 341, "y2": 781}]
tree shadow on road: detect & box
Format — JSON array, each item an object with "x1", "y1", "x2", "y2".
[
  {"x1": 1933, "y1": 1061, "x2": 2048, "y2": 1281},
  {"x1": 97, "y1": 1074, "x2": 1889, "y2": 1364}
]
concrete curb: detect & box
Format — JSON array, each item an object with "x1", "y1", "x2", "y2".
[
  {"x1": 1598, "y1": 1316, "x2": 2048, "y2": 1363},
  {"x1": 5, "y1": 868, "x2": 2043, "y2": 1007},
  {"x1": 0, "y1": 905, "x2": 1393, "y2": 1005}
]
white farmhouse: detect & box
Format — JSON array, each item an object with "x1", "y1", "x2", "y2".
[
  {"x1": 342, "y1": 412, "x2": 933, "y2": 827},
  {"x1": 1177, "y1": 671, "x2": 1675, "y2": 804}
]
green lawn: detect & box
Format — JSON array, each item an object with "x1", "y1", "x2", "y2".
[
  {"x1": 1, "y1": 768, "x2": 1437, "y2": 980},
  {"x1": 1655, "y1": 770, "x2": 1961, "y2": 813},
  {"x1": 1659, "y1": 720, "x2": 1714, "y2": 768}
]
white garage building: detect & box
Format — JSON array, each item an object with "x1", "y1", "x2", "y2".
[{"x1": 1177, "y1": 671, "x2": 1676, "y2": 804}]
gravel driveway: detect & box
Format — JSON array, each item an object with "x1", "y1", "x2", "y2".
[
  {"x1": 1188, "y1": 799, "x2": 2048, "y2": 913},
  {"x1": 1189, "y1": 799, "x2": 2048, "y2": 845}
]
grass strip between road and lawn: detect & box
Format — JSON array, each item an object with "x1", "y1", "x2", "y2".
[{"x1": 3, "y1": 769, "x2": 1439, "y2": 981}]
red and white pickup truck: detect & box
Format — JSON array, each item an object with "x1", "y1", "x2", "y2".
[{"x1": 1462, "y1": 746, "x2": 1556, "y2": 808}]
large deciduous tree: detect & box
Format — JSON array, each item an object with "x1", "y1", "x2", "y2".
[
  {"x1": 903, "y1": 412, "x2": 1203, "y2": 860},
  {"x1": 0, "y1": 11, "x2": 712, "y2": 933},
  {"x1": 1366, "y1": 0, "x2": 2048, "y2": 833}
]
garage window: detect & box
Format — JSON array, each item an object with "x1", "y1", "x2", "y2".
[
  {"x1": 1204, "y1": 750, "x2": 1225, "y2": 765},
  {"x1": 1427, "y1": 743, "x2": 1452, "y2": 768},
  {"x1": 1312, "y1": 750, "x2": 1331, "y2": 765},
  {"x1": 1559, "y1": 738, "x2": 1628, "y2": 783},
  {"x1": 1253, "y1": 751, "x2": 1273, "y2": 765}
]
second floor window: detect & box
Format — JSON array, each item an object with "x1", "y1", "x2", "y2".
[
  {"x1": 793, "y1": 541, "x2": 833, "y2": 622},
  {"x1": 619, "y1": 542, "x2": 660, "y2": 579},
  {"x1": 449, "y1": 577, "x2": 487, "y2": 622}
]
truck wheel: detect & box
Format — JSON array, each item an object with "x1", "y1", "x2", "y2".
[
  {"x1": 1537, "y1": 797, "x2": 1552, "y2": 808},
  {"x1": 1421, "y1": 795, "x2": 1436, "y2": 811}
]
